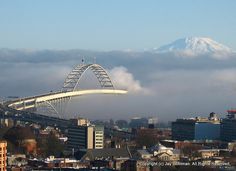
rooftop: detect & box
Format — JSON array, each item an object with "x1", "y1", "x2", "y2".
[
  {"x1": 137, "y1": 149, "x2": 152, "y2": 155},
  {"x1": 77, "y1": 148, "x2": 131, "y2": 161}
]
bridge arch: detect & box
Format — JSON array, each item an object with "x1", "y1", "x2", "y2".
[
  {"x1": 5, "y1": 63, "x2": 127, "y2": 119},
  {"x1": 62, "y1": 64, "x2": 114, "y2": 92}
]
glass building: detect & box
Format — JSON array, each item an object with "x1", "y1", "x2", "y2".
[
  {"x1": 221, "y1": 110, "x2": 236, "y2": 142},
  {"x1": 172, "y1": 113, "x2": 220, "y2": 141}
]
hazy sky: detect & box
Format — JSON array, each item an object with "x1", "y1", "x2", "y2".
[
  {"x1": 0, "y1": 0, "x2": 236, "y2": 50},
  {"x1": 1, "y1": 1, "x2": 236, "y2": 122}
]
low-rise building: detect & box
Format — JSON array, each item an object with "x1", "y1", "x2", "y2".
[
  {"x1": 134, "y1": 143, "x2": 180, "y2": 162},
  {"x1": 135, "y1": 149, "x2": 153, "y2": 160},
  {"x1": 172, "y1": 113, "x2": 220, "y2": 141},
  {"x1": 8, "y1": 154, "x2": 27, "y2": 167},
  {"x1": 28, "y1": 156, "x2": 89, "y2": 169},
  {"x1": 135, "y1": 127, "x2": 171, "y2": 142},
  {"x1": 149, "y1": 143, "x2": 180, "y2": 161},
  {"x1": 197, "y1": 149, "x2": 220, "y2": 159},
  {"x1": 121, "y1": 159, "x2": 150, "y2": 171},
  {"x1": 76, "y1": 148, "x2": 131, "y2": 161}
]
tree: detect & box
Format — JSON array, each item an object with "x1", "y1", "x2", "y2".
[
  {"x1": 3, "y1": 126, "x2": 36, "y2": 154},
  {"x1": 135, "y1": 131, "x2": 159, "y2": 147},
  {"x1": 37, "y1": 132, "x2": 64, "y2": 157},
  {"x1": 181, "y1": 144, "x2": 202, "y2": 157}
]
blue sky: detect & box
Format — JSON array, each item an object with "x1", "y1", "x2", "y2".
[{"x1": 0, "y1": 0, "x2": 235, "y2": 50}]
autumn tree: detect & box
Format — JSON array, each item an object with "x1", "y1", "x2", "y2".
[{"x1": 37, "y1": 132, "x2": 64, "y2": 157}]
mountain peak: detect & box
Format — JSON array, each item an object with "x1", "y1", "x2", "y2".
[{"x1": 156, "y1": 37, "x2": 233, "y2": 58}]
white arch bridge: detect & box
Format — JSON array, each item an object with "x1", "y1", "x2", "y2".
[{"x1": 6, "y1": 63, "x2": 127, "y2": 118}]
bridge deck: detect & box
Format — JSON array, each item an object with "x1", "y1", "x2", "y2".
[{"x1": 7, "y1": 89, "x2": 127, "y2": 110}]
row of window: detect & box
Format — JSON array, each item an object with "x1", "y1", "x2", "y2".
[
  {"x1": 0, "y1": 160, "x2": 6, "y2": 164},
  {"x1": 95, "y1": 135, "x2": 103, "y2": 137},
  {"x1": 0, "y1": 154, "x2": 5, "y2": 157},
  {"x1": 0, "y1": 147, "x2": 6, "y2": 151}
]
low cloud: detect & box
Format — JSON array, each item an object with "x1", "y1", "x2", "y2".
[
  {"x1": 211, "y1": 69, "x2": 236, "y2": 91},
  {"x1": 1, "y1": 48, "x2": 236, "y2": 121},
  {"x1": 109, "y1": 66, "x2": 148, "y2": 94},
  {"x1": 167, "y1": 50, "x2": 235, "y2": 60}
]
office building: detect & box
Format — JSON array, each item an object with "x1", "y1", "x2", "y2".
[
  {"x1": 67, "y1": 125, "x2": 94, "y2": 151},
  {"x1": 221, "y1": 110, "x2": 236, "y2": 142},
  {"x1": 129, "y1": 117, "x2": 148, "y2": 128},
  {"x1": 93, "y1": 125, "x2": 104, "y2": 149},
  {"x1": 70, "y1": 118, "x2": 90, "y2": 126},
  {"x1": 172, "y1": 113, "x2": 220, "y2": 141},
  {"x1": 67, "y1": 118, "x2": 104, "y2": 151},
  {"x1": 148, "y1": 117, "x2": 158, "y2": 129},
  {"x1": 0, "y1": 141, "x2": 7, "y2": 171}
]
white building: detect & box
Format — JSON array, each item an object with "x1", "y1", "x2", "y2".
[{"x1": 93, "y1": 125, "x2": 104, "y2": 149}]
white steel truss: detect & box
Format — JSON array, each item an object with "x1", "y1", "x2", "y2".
[{"x1": 62, "y1": 64, "x2": 114, "y2": 92}]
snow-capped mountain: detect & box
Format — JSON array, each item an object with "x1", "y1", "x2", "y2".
[{"x1": 155, "y1": 37, "x2": 234, "y2": 59}]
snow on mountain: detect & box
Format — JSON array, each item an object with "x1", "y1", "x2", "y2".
[{"x1": 155, "y1": 37, "x2": 234, "y2": 59}]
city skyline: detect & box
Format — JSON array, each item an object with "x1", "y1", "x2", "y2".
[{"x1": 2, "y1": 1, "x2": 236, "y2": 170}]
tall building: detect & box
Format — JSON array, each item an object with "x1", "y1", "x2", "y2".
[
  {"x1": 221, "y1": 110, "x2": 236, "y2": 142},
  {"x1": 148, "y1": 117, "x2": 158, "y2": 129},
  {"x1": 70, "y1": 118, "x2": 90, "y2": 126},
  {"x1": 67, "y1": 125, "x2": 94, "y2": 151},
  {"x1": 67, "y1": 118, "x2": 104, "y2": 151},
  {"x1": 93, "y1": 125, "x2": 104, "y2": 149},
  {"x1": 172, "y1": 113, "x2": 220, "y2": 141},
  {"x1": 129, "y1": 117, "x2": 148, "y2": 128},
  {"x1": 0, "y1": 141, "x2": 7, "y2": 171}
]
